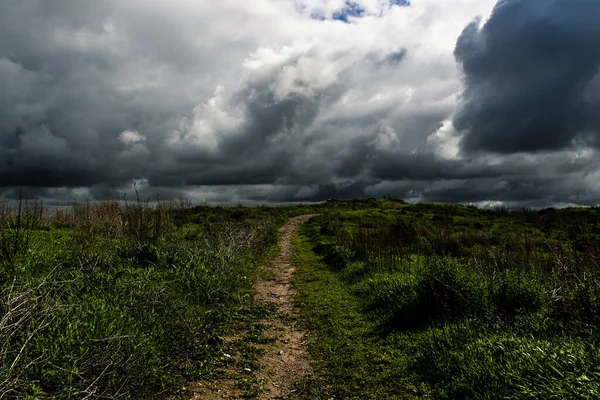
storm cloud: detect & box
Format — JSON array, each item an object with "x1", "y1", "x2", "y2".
[
  {"x1": 454, "y1": 0, "x2": 600, "y2": 153},
  {"x1": 1, "y1": 0, "x2": 600, "y2": 207}
]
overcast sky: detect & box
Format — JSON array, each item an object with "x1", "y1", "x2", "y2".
[{"x1": 2, "y1": 0, "x2": 600, "y2": 206}]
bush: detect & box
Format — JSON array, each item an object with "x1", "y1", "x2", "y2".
[
  {"x1": 552, "y1": 278, "x2": 600, "y2": 329},
  {"x1": 319, "y1": 216, "x2": 343, "y2": 237},
  {"x1": 313, "y1": 242, "x2": 355, "y2": 271},
  {"x1": 351, "y1": 273, "x2": 419, "y2": 317},
  {"x1": 493, "y1": 273, "x2": 548, "y2": 317},
  {"x1": 377, "y1": 261, "x2": 487, "y2": 331}
]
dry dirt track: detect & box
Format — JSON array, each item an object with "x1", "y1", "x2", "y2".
[{"x1": 189, "y1": 215, "x2": 316, "y2": 399}]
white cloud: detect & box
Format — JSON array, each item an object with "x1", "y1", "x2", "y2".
[
  {"x1": 119, "y1": 130, "x2": 146, "y2": 145},
  {"x1": 427, "y1": 119, "x2": 461, "y2": 160}
]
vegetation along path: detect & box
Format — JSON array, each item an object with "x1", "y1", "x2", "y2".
[{"x1": 192, "y1": 214, "x2": 316, "y2": 399}]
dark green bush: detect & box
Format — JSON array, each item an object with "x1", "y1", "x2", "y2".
[
  {"x1": 377, "y1": 262, "x2": 487, "y2": 331},
  {"x1": 493, "y1": 273, "x2": 547, "y2": 317},
  {"x1": 319, "y1": 219, "x2": 343, "y2": 237},
  {"x1": 552, "y1": 278, "x2": 600, "y2": 329},
  {"x1": 352, "y1": 273, "x2": 419, "y2": 317},
  {"x1": 312, "y1": 241, "x2": 355, "y2": 271}
]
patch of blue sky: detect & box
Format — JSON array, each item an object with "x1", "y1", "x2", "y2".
[
  {"x1": 332, "y1": 2, "x2": 365, "y2": 22},
  {"x1": 315, "y1": 1, "x2": 410, "y2": 23}
]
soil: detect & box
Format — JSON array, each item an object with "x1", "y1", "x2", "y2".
[{"x1": 189, "y1": 215, "x2": 316, "y2": 399}]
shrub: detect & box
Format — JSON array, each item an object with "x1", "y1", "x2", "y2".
[
  {"x1": 381, "y1": 261, "x2": 487, "y2": 331},
  {"x1": 319, "y1": 215, "x2": 343, "y2": 237},
  {"x1": 551, "y1": 278, "x2": 600, "y2": 329},
  {"x1": 493, "y1": 273, "x2": 547, "y2": 317},
  {"x1": 351, "y1": 273, "x2": 419, "y2": 317},
  {"x1": 312, "y1": 241, "x2": 355, "y2": 271}
]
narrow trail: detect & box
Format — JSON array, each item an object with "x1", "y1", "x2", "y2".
[
  {"x1": 190, "y1": 215, "x2": 316, "y2": 399},
  {"x1": 252, "y1": 215, "x2": 315, "y2": 398}
]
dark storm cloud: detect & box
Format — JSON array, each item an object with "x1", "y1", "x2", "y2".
[
  {"x1": 454, "y1": 0, "x2": 600, "y2": 153},
  {"x1": 0, "y1": 38, "x2": 150, "y2": 188},
  {"x1": 221, "y1": 81, "x2": 321, "y2": 159},
  {"x1": 413, "y1": 175, "x2": 594, "y2": 207},
  {"x1": 0, "y1": 0, "x2": 336, "y2": 198},
  {"x1": 0, "y1": 1, "x2": 209, "y2": 192}
]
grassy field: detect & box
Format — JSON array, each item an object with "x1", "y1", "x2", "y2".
[
  {"x1": 0, "y1": 196, "x2": 316, "y2": 399},
  {"x1": 293, "y1": 200, "x2": 600, "y2": 399},
  {"x1": 2, "y1": 197, "x2": 600, "y2": 399}
]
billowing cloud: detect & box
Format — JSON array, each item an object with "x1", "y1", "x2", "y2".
[
  {"x1": 454, "y1": 0, "x2": 600, "y2": 153},
  {"x1": 2, "y1": 0, "x2": 600, "y2": 207}
]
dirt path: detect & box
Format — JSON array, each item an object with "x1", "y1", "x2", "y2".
[
  {"x1": 251, "y1": 215, "x2": 315, "y2": 398},
  {"x1": 190, "y1": 215, "x2": 316, "y2": 399}
]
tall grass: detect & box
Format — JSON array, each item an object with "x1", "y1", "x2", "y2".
[
  {"x1": 0, "y1": 197, "x2": 282, "y2": 398},
  {"x1": 0, "y1": 194, "x2": 44, "y2": 281},
  {"x1": 306, "y1": 204, "x2": 600, "y2": 398}
]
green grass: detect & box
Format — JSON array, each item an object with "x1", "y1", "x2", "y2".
[
  {"x1": 0, "y1": 199, "x2": 321, "y2": 399},
  {"x1": 292, "y1": 202, "x2": 600, "y2": 399},
  {"x1": 292, "y1": 233, "x2": 423, "y2": 399},
  {"x1": 4, "y1": 198, "x2": 600, "y2": 399}
]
